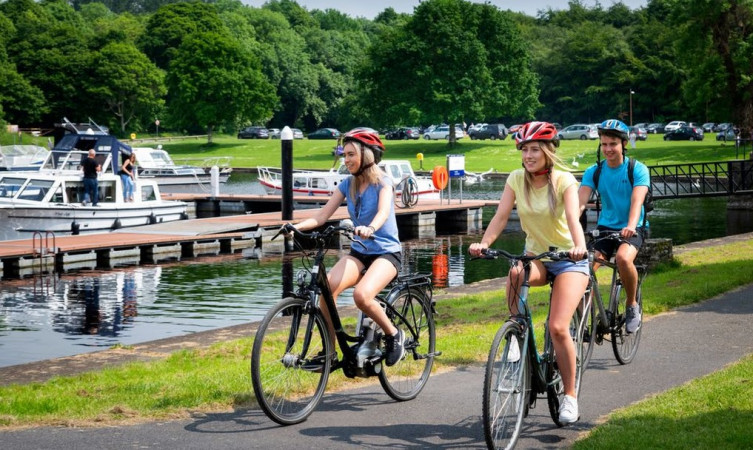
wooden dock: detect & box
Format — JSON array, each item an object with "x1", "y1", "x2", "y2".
[{"x1": 0, "y1": 197, "x2": 494, "y2": 279}]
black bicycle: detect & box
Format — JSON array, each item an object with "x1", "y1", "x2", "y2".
[
  {"x1": 251, "y1": 222, "x2": 438, "y2": 425},
  {"x1": 478, "y1": 248, "x2": 591, "y2": 450},
  {"x1": 580, "y1": 229, "x2": 648, "y2": 367}
]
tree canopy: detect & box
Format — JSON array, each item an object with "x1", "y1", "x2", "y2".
[{"x1": 0, "y1": 0, "x2": 750, "y2": 137}]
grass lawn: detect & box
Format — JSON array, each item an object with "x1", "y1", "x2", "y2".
[{"x1": 122, "y1": 134, "x2": 743, "y2": 173}]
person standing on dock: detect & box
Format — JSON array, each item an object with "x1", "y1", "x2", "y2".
[
  {"x1": 285, "y1": 129, "x2": 406, "y2": 367},
  {"x1": 82, "y1": 149, "x2": 101, "y2": 206}
]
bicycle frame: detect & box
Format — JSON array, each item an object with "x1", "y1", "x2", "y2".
[{"x1": 297, "y1": 234, "x2": 435, "y2": 378}]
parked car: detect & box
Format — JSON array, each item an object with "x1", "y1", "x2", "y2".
[
  {"x1": 663, "y1": 126, "x2": 704, "y2": 141},
  {"x1": 664, "y1": 121, "x2": 687, "y2": 132},
  {"x1": 558, "y1": 124, "x2": 598, "y2": 140},
  {"x1": 714, "y1": 122, "x2": 733, "y2": 132},
  {"x1": 385, "y1": 127, "x2": 420, "y2": 140},
  {"x1": 646, "y1": 123, "x2": 665, "y2": 133},
  {"x1": 633, "y1": 122, "x2": 648, "y2": 130},
  {"x1": 423, "y1": 125, "x2": 465, "y2": 140},
  {"x1": 630, "y1": 126, "x2": 648, "y2": 141},
  {"x1": 469, "y1": 123, "x2": 508, "y2": 140},
  {"x1": 268, "y1": 128, "x2": 281, "y2": 139},
  {"x1": 702, "y1": 122, "x2": 716, "y2": 133},
  {"x1": 307, "y1": 128, "x2": 341, "y2": 139},
  {"x1": 716, "y1": 128, "x2": 738, "y2": 141},
  {"x1": 237, "y1": 126, "x2": 269, "y2": 139}
]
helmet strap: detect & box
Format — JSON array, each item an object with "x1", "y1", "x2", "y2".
[
  {"x1": 533, "y1": 168, "x2": 550, "y2": 176},
  {"x1": 353, "y1": 162, "x2": 374, "y2": 177}
]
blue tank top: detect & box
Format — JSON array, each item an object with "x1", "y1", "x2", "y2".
[{"x1": 338, "y1": 176, "x2": 401, "y2": 254}]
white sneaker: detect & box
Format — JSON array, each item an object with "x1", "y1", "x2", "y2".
[
  {"x1": 559, "y1": 395, "x2": 579, "y2": 424},
  {"x1": 507, "y1": 335, "x2": 520, "y2": 363}
]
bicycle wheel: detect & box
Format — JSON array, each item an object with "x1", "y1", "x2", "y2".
[
  {"x1": 378, "y1": 288, "x2": 435, "y2": 401},
  {"x1": 611, "y1": 279, "x2": 643, "y2": 364},
  {"x1": 546, "y1": 307, "x2": 588, "y2": 427},
  {"x1": 251, "y1": 297, "x2": 332, "y2": 425},
  {"x1": 401, "y1": 176, "x2": 419, "y2": 208},
  {"x1": 483, "y1": 321, "x2": 529, "y2": 450}
]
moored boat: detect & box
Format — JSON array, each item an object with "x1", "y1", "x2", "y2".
[
  {"x1": 257, "y1": 159, "x2": 440, "y2": 200},
  {"x1": 132, "y1": 146, "x2": 232, "y2": 194}
]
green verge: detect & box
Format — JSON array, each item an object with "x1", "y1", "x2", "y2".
[{"x1": 0, "y1": 239, "x2": 752, "y2": 431}]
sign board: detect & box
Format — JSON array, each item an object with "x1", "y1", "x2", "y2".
[{"x1": 446, "y1": 154, "x2": 465, "y2": 178}]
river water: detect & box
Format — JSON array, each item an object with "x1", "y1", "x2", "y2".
[{"x1": 1, "y1": 175, "x2": 749, "y2": 368}]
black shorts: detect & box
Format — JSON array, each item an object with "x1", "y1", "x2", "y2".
[
  {"x1": 593, "y1": 226, "x2": 648, "y2": 260},
  {"x1": 349, "y1": 249, "x2": 402, "y2": 274}
]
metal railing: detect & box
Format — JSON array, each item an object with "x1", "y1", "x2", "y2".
[{"x1": 648, "y1": 160, "x2": 753, "y2": 199}]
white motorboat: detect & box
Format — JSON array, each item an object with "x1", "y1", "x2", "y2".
[
  {"x1": 257, "y1": 159, "x2": 440, "y2": 200},
  {"x1": 0, "y1": 124, "x2": 187, "y2": 241},
  {"x1": 0, "y1": 145, "x2": 50, "y2": 171},
  {"x1": 132, "y1": 146, "x2": 232, "y2": 194}
]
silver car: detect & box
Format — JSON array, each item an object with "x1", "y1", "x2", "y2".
[{"x1": 558, "y1": 124, "x2": 598, "y2": 140}]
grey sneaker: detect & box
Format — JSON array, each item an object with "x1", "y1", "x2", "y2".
[
  {"x1": 626, "y1": 305, "x2": 642, "y2": 334},
  {"x1": 384, "y1": 328, "x2": 405, "y2": 366},
  {"x1": 558, "y1": 395, "x2": 579, "y2": 424}
]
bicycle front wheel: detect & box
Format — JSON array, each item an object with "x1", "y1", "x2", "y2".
[
  {"x1": 546, "y1": 305, "x2": 589, "y2": 427},
  {"x1": 378, "y1": 289, "x2": 435, "y2": 401},
  {"x1": 611, "y1": 280, "x2": 643, "y2": 364},
  {"x1": 483, "y1": 321, "x2": 529, "y2": 450},
  {"x1": 251, "y1": 297, "x2": 332, "y2": 425}
]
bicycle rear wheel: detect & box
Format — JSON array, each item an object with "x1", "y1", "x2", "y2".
[
  {"x1": 611, "y1": 279, "x2": 643, "y2": 364},
  {"x1": 483, "y1": 321, "x2": 529, "y2": 450},
  {"x1": 251, "y1": 297, "x2": 332, "y2": 425},
  {"x1": 379, "y1": 288, "x2": 435, "y2": 401}
]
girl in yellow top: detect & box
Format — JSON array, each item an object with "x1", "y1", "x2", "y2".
[{"x1": 469, "y1": 121, "x2": 588, "y2": 424}]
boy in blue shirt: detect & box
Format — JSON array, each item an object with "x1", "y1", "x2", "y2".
[{"x1": 578, "y1": 119, "x2": 650, "y2": 333}]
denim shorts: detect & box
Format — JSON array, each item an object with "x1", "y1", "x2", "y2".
[{"x1": 543, "y1": 258, "x2": 589, "y2": 282}]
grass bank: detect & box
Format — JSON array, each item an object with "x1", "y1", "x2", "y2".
[
  {"x1": 0, "y1": 239, "x2": 752, "y2": 436},
  {"x1": 132, "y1": 133, "x2": 739, "y2": 173}
]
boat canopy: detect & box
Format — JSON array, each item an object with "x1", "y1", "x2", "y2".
[{"x1": 52, "y1": 133, "x2": 132, "y2": 174}]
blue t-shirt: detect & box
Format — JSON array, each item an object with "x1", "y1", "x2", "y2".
[
  {"x1": 581, "y1": 159, "x2": 650, "y2": 229},
  {"x1": 338, "y1": 176, "x2": 401, "y2": 254}
]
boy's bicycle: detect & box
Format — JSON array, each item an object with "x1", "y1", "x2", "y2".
[
  {"x1": 251, "y1": 222, "x2": 438, "y2": 425},
  {"x1": 478, "y1": 249, "x2": 591, "y2": 450},
  {"x1": 580, "y1": 229, "x2": 648, "y2": 367}
]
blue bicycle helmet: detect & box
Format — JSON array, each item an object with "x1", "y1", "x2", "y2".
[{"x1": 597, "y1": 119, "x2": 630, "y2": 141}]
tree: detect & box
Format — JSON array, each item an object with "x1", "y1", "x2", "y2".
[
  {"x1": 165, "y1": 31, "x2": 276, "y2": 142},
  {"x1": 87, "y1": 42, "x2": 165, "y2": 134},
  {"x1": 361, "y1": 0, "x2": 539, "y2": 143},
  {"x1": 138, "y1": 2, "x2": 226, "y2": 69}
]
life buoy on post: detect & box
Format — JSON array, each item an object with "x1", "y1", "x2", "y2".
[{"x1": 432, "y1": 166, "x2": 449, "y2": 190}]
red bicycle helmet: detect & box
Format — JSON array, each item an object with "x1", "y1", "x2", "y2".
[
  {"x1": 515, "y1": 121, "x2": 560, "y2": 149},
  {"x1": 342, "y1": 129, "x2": 385, "y2": 163}
]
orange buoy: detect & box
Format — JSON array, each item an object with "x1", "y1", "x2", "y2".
[{"x1": 432, "y1": 166, "x2": 449, "y2": 190}]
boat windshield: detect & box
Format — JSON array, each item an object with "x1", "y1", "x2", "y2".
[
  {"x1": 15, "y1": 178, "x2": 54, "y2": 201},
  {"x1": 0, "y1": 177, "x2": 29, "y2": 199}
]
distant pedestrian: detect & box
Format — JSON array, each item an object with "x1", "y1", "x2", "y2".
[
  {"x1": 629, "y1": 129, "x2": 637, "y2": 149},
  {"x1": 120, "y1": 153, "x2": 136, "y2": 202},
  {"x1": 81, "y1": 149, "x2": 101, "y2": 206}
]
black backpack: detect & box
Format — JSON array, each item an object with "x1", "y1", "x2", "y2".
[{"x1": 590, "y1": 157, "x2": 653, "y2": 228}]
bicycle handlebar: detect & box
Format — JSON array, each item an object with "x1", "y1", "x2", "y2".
[{"x1": 478, "y1": 248, "x2": 578, "y2": 263}]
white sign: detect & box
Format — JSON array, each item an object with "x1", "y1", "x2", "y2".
[{"x1": 447, "y1": 154, "x2": 465, "y2": 178}]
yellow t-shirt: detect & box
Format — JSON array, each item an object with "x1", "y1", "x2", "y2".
[{"x1": 506, "y1": 169, "x2": 577, "y2": 255}]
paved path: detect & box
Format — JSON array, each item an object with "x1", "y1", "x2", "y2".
[{"x1": 3, "y1": 283, "x2": 752, "y2": 449}]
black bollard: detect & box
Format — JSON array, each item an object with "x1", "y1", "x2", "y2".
[{"x1": 280, "y1": 126, "x2": 294, "y2": 252}]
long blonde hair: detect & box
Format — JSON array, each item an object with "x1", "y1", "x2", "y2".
[
  {"x1": 348, "y1": 141, "x2": 386, "y2": 201},
  {"x1": 521, "y1": 140, "x2": 567, "y2": 216}
]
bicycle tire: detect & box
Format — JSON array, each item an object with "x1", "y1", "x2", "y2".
[
  {"x1": 251, "y1": 296, "x2": 332, "y2": 425},
  {"x1": 378, "y1": 288, "x2": 435, "y2": 401},
  {"x1": 546, "y1": 306, "x2": 588, "y2": 427},
  {"x1": 483, "y1": 321, "x2": 529, "y2": 450},
  {"x1": 611, "y1": 279, "x2": 643, "y2": 364},
  {"x1": 402, "y1": 176, "x2": 419, "y2": 208}
]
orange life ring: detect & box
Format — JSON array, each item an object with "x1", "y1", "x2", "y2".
[{"x1": 432, "y1": 166, "x2": 449, "y2": 190}]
